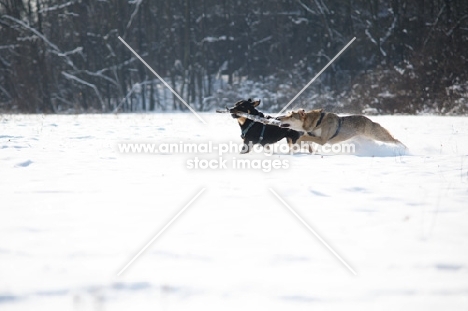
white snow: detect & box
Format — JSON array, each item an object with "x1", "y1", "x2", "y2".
[{"x1": 0, "y1": 113, "x2": 467, "y2": 310}]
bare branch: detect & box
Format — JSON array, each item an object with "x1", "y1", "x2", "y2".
[
  {"x1": 38, "y1": 1, "x2": 75, "y2": 13},
  {"x1": 123, "y1": 0, "x2": 143, "y2": 37},
  {"x1": 62, "y1": 72, "x2": 105, "y2": 111},
  {"x1": 2, "y1": 15, "x2": 77, "y2": 70},
  {"x1": 423, "y1": 4, "x2": 446, "y2": 48}
]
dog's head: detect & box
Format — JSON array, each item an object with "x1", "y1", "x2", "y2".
[
  {"x1": 228, "y1": 98, "x2": 261, "y2": 120},
  {"x1": 276, "y1": 109, "x2": 306, "y2": 130}
]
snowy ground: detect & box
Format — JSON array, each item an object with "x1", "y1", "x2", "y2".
[{"x1": 1, "y1": 113, "x2": 467, "y2": 310}]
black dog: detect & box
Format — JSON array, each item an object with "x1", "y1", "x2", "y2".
[{"x1": 228, "y1": 99, "x2": 303, "y2": 153}]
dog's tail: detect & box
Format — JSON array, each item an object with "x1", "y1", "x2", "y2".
[
  {"x1": 371, "y1": 122, "x2": 406, "y2": 148},
  {"x1": 396, "y1": 140, "x2": 408, "y2": 150}
]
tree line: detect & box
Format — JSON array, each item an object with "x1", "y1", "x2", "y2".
[{"x1": 0, "y1": 0, "x2": 467, "y2": 114}]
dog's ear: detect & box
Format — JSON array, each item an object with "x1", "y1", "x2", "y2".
[
  {"x1": 252, "y1": 99, "x2": 261, "y2": 107},
  {"x1": 298, "y1": 109, "x2": 306, "y2": 120}
]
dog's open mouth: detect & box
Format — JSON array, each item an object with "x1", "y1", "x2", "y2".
[{"x1": 280, "y1": 123, "x2": 290, "y2": 128}]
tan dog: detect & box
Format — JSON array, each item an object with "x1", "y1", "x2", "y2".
[{"x1": 277, "y1": 109, "x2": 405, "y2": 147}]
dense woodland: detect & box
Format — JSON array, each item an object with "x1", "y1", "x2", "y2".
[{"x1": 0, "y1": 0, "x2": 467, "y2": 114}]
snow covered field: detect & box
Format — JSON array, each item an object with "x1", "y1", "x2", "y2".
[{"x1": 1, "y1": 112, "x2": 467, "y2": 310}]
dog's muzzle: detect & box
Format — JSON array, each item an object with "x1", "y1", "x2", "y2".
[
  {"x1": 275, "y1": 116, "x2": 289, "y2": 128},
  {"x1": 229, "y1": 110, "x2": 240, "y2": 118}
]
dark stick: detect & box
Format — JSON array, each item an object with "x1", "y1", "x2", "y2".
[{"x1": 215, "y1": 108, "x2": 282, "y2": 126}]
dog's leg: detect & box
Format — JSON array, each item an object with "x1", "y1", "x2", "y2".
[
  {"x1": 302, "y1": 135, "x2": 328, "y2": 145},
  {"x1": 295, "y1": 136, "x2": 324, "y2": 153},
  {"x1": 240, "y1": 142, "x2": 251, "y2": 154},
  {"x1": 287, "y1": 138, "x2": 294, "y2": 154}
]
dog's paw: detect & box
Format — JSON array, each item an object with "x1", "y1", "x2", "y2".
[{"x1": 240, "y1": 146, "x2": 250, "y2": 154}]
